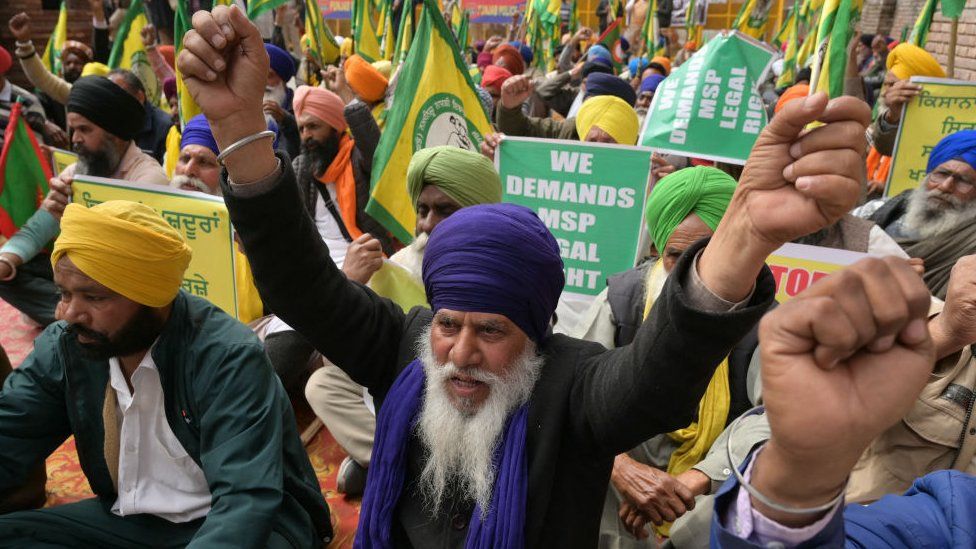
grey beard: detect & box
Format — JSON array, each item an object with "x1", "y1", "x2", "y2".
[
  {"x1": 74, "y1": 141, "x2": 122, "y2": 178},
  {"x1": 415, "y1": 326, "x2": 542, "y2": 517},
  {"x1": 903, "y1": 185, "x2": 976, "y2": 239}
]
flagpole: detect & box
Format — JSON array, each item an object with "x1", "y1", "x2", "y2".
[
  {"x1": 948, "y1": 17, "x2": 958, "y2": 77},
  {"x1": 808, "y1": 34, "x2": 828, "y2": 95}
]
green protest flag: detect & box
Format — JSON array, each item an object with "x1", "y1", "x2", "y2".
[
  {"x1": 942, "y1": 0, "x2": 965, "y2": 18},
  {"x1": 909, "y1": 0, "x2": 937, "y2": 46},
  {"x1": 365, "y1": 0, "x2": 492, "y2": 243},
  {"x1": 639, "y1": 32, "x2": 775, "y2": 165},
  {"x1": 495, "y1": 136, "x2": 651, "y2": 298}
]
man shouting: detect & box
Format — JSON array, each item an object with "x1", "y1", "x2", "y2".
[{"x1": 178, "y1": 6, "x2": 871, "y2": 547}]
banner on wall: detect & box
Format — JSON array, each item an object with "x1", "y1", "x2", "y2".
[
  {"x1": 467, "y1": 0, "x2": 526, "y2": 23},
  {"x1": 318, "y1": 0, "x2": 352, "y2": 19}
]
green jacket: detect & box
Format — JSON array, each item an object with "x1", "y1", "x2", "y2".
[{"x1": 0, "y1": 292, "x2": 331, "y2": 548}]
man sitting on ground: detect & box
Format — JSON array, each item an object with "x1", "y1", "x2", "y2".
[{"x1": 0, "y1": 201, "x2": 331, "y2": 547}]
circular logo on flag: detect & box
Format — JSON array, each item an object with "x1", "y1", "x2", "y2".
[{"x1": 413, "y1": 93, "x2": 483, "y2": 153}]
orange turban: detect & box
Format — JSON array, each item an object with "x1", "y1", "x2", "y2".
[
  {"x1": 492, "y1": 44, "x2": 525, "y2": 75},
  {"x1": 157, "y1": 45, "x2": 175, "y2": 69},
  {"x1": 481, "y1": 65, "x2": 513, "y2": 90},
  {"x1": 344, "y1": 54, "x2": 389, "y2": 103},
  {"x1": 651, "y1": 56, "x2": 672, "y2": 75},
  {"x1": 293, "y1": 85, "x2": 348, "y2": 133},
  {"x1": 775, "y1": 84, "x2": 809, "y2": 113}
]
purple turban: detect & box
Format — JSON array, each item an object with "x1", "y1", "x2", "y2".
[
  {"x1": 162, "y1": 76, "x2": 177, "y2": 100},
  {"x1": 927, "y1": 130, "x2": 976, "y2": 173},
  {"x1": 265, "y1": 43, "x2": 296, "y2": 82},
  {"x1": 422, "y1": 203, "x2": 565, "y2": 343},
  {"x1": 181, "y1": 114, "x2": 218, "y2": 154},
  {"x1": 181, "y1": 114, "x2": 280, "y2": 154},
  {"x1": 640, "y1": 74, "x2": 666, "y2": 94}
]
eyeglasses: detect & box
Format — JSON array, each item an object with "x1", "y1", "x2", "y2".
[{"x1": 928, "y1": 169, "x2": 976, "y2": 193}]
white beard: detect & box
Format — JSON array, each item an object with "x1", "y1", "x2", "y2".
[
  {"x1": 170, "y1": 174, "x2": 215, "y2": 195},
  {"x1": 264, "y1": 82, "x2": 288, "y2": 106},
  {"x1": 415, "y1": 326, "x2": 543, "y2": 516},
  {"x1": 903, "y1": 184, "x2": 976, "y2": 239}
]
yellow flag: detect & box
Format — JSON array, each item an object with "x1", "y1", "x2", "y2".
[
  {"x1": 353, "y1": 0, "x2": 384, "y2": 61},
  {"x1": 108, "y1": 0, "x2": 161, "y2": 102},
  {"x1": 42, "y1": 1, "x2": 68, "y2": 74},
  {"x1": 365, "y1": 0, "x2": 492, "y2": 243},
  {"x1": 175, "y1": 0, "x2": 202, "y2": 126},
  {"x1": 305, "y1": 0, "x2": 341, "y2": 65}
]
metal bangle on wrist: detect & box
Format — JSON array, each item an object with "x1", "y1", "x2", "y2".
[
  {"x1": 0, "y1": 256, "x2": 18, "y2": 282},
  {"x1": 216, "y1": 130, "x2": 276, "y2": 166},
  {"x1": 725, "y1": 406, "x2": 848, "y2": 516}
]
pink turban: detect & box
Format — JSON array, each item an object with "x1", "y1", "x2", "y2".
[{"x1": 293, "y1": 85, "x2": 347, "y2": 133}]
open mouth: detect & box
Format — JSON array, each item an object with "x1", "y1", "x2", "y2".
[{"x1": 449, "y1": 375, "x2": 486, "y2": 396}]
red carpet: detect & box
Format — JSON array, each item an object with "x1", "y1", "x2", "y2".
[{"x1": 0, "y1": 299, "x2": 360, "y2": 548}]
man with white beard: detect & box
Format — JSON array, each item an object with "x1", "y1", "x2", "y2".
[
  {"x1": 261, "y1": 43, "x2": 301, "y2": 158},
  {"x1": 178, "y1": 6, "x2": 871, "y2": 546},
  {"x1": 866, "y1": 130, "x2": 976, "y2": 299},
  {"x1": 305, "y1": 146, "x2": 504, "y2": 496}
]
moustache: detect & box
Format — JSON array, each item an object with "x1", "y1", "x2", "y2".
[{"x1": 67, "y1": 323, "x2": 110, "y2": 345}]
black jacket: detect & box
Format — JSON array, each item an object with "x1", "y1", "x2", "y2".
[
  {"x1": 221, "y1": 158, "x2": 775, "y2": 548},
  {"x1": 136, "y1": 102, "x2": 174, "y2": 164}
]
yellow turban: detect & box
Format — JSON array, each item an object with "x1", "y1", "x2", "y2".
[
  {"x1": 81, "y1": 62, "x2": 110, "y2": 77},
  {"x1": 372, "y1": 60, "x2": 392, "y2": 78},
  {"x1": 886, "y1": 43, "x2": 946, "y2": 81},
  {"x1": 52, "y1": 202, "x2": 192, "y2": 307},
  {"x1": 576, "y1": 95, "x2": 640, "y2": 145}
]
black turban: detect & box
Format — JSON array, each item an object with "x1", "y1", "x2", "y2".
[{"x1": 67, "y1": 76, "x2": 145, "y2": 141}]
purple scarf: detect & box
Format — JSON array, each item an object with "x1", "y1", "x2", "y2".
[{"x1": 354, "y1": 359, "x2": 529, "y2": 549}]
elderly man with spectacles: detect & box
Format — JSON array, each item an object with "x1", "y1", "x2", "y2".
[{"x1": 864, "y1": 130, "x2": 976, "y2": 299}]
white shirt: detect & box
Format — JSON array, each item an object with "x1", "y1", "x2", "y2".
[
  {"x1": 108, "y1": 348, "x2": 211, "y2": 523},
  {"x1": 313, "y1": 183, "x2": 350, "y2": 269}
]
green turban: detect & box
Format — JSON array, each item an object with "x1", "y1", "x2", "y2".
[
  {"x1": 406, "y1": 146, "x2": 503, "y2": 209},
  {"x1": 645, "y1": 166, "x2": 737, "y2": 252}
]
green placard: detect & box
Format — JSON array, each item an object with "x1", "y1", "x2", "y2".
[
  {"x1": 496, "y1": 137, "x2": 652, "y2": 298},
  {"x1": 640, "y1": 31, "x2": 775, "y2": 165}
]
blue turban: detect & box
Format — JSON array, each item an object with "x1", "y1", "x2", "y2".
[
  {"x1": 265, "y1": 43, "x2": 296, "y2": 82},
  {"x1": 180, "y1": 114, "x2": 218, "y2": 155},
  {"x1": 587, "y1": 44, "x2": 612, "y2": 63},
  {"x1": 422, "y1": 203, "x2": 565, "y2": 343},
  {"x1": 640, "y1": 74, "x2": 666, "y2": 94},
  {"x1": 584, "y1": 72, "x2": 637, "y2": 106},
  {"x1": 927, "y1": 130, "x2": 976, "y2": 173},
  {"x1": 629, "y1": 57, "x2": 649, "y2": 76},
  {"x1": 510, "y1": 41, "x2": 534, "y2": 65}
]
